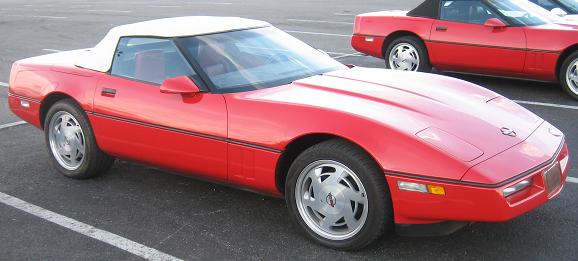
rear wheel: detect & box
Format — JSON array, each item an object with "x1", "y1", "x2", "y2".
[
  {"x1": 285, "y1": 139, "x2": 393, "y2": 250},
  {"x1": 560, "y1": 51, "x2": 578, "y2": 100},
  {"x1": 44, "y1": 99, "x2": 114, "y2": 179},
  {"x1": 385, "y1": 36, "x2": 431, "y2": 72}
]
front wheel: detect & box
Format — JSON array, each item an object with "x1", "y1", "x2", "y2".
[
  {"x1": 560, "y1": 51, "x2": 578, "y2": 100},
  {"x1": 285, "y1": 139, "x2": 393, "y2": 250},
  {"x1": 385, "y1": 36, "x2": 431, "y2": 72}
]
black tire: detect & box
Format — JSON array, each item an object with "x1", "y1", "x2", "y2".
[
  {"x1": 559, "y1": 51, "x2": 578, "y2": 100},
  {"x1": 285, "y1": 139, "x2": 393, "y2": 250},
  {"x1": 384, "y1": 35, "x2": 431, "y2": 72},
  {"x1": 43, "y1": 99, "x2": 114, "y2": 179}
]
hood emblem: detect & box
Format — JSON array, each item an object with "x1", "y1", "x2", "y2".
[{"x1": 500, "y1": 127, "x2": 517, "y2": 137}]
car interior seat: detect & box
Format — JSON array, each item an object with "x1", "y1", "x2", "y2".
[{"x1": 134, "y1": 50, "x2": 166, "y2": 84}]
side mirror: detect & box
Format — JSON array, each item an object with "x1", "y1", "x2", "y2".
[
  {"x1": 160, "y1": 76, "x2": 201, "y2": 96},
  {"x1": 551, "y1": 7, "x2": 567, "y2": 17},
  {"x1": 484, "y1": 18, "x2": 506, "y2": 28}
]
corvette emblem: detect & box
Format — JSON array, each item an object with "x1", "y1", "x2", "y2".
[
  {"x1": 326, "y1": 193, "x2": 336, "y2": 208},
  {"x1": 500, "y1": 127, "x2": 517, "y2": 137}
]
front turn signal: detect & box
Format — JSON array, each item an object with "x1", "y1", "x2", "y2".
[
  {"x1": 427, "y1": 185, "x2": 446, "y2": 195},
  {"x1": 397, "y1": 181, "x2": 446, "y2": 196}
]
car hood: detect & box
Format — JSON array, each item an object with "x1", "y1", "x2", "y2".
[{"x1": 288, "y1": 68, "x2": 543, "y2": 162}]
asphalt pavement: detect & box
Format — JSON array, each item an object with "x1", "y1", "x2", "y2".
[{"x1": 0, "y1": 0, "x2": 577, "y2": 260}]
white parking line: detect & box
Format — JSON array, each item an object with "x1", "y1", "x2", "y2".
[
  {"x1": 332, "y1": 52, "x2": 364, "y2": 59},
  {"x1": 85, "y1": 9, "x2": 132, "y2": 13},
  {"x1": 2, "y1": 14, "x2": 67, "y2": 19},
  {"x1": 189, "y1": 2, "x2": 233, "y2": 4},
  {"x1": 0, "y1": 191, "x2": 183, "y2": 261},
  {"x1": 514, "y1": 100, "x2": 578, "y2": 110},
  {"x1": 0, "y1": 82, "x2": 8, "y2": 87},
  {"x1": 285, "y1": 30, "x2": 350, "y2": 37},
  {"x1": 0, "y1": 121, "x2": 27, "y2": 130},
  {"x1": 287, "y1": 19, "x2": 353, "y2": 25},
  {"x1": 148, "y1": 5, "x2": 183, "y2": 8},
  {"x1": 42, "y1": 49, "x2": 63, "y2": 53},
  {"x1": 568, "y1": 177, "x2": 578, "y2": 184},
  {"x1": 334, "y1": 13, "x2": 356, "y2": 16},
  {"x1": 325, "y1": 51, "x2": 365, "y2": 57}
]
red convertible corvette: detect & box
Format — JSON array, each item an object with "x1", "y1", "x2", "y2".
[
  {"x1": 352, "y1": 0, "x2": 578, "y2": 99},
  {"x1": 8, "y1": 16, "x2": 570, "y2": 250}
]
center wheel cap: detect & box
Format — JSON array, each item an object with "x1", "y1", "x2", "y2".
[{"x1": 326, "y1": 192, "x2": 337, "y2": 208}]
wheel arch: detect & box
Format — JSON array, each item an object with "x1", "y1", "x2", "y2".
[
  {"x1": 39, "y1": 92, "x2": 81, "y2": 129},
  {"x1": 381, "y1": 31, "x2": 426, "y2": 58},
  {"x1": 556, "y1": 44, "x2": 578, "y2": 79},
  {"x1": 275, "y1": 133, "x2": 382, "y2": 195}
]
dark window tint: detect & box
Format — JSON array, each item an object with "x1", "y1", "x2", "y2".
[
  {"x1": 529, "y1": 0, "x2": 565, "y2": 11},
  {"x1": 440, "y1": 0, "x2": 498, "y2": 24},
  {"x1": 111, "y1": 37, "x2": 196, "y2": 85}
]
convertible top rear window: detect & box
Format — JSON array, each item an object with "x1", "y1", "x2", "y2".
[{"x1": 407, "y1": 0, "x2": 440, "y2": 18}]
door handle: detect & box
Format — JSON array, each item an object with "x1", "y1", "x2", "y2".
[
  {"x1": 101, "y1": 87, "x2": 117, "y2": 97},
  {"x1": 436, "y1": 26, "x2": 448, "y2": 32}
]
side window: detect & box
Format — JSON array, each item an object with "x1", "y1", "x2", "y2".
[
  {"x1": 440, "y1": 0, "x2": 498, "y2": 24},
  {"x1": 111, "y1": 37, "x2": 196, "y2": 85}
]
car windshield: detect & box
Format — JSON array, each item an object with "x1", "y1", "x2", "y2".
[
  {"x1": 486, "y1": 0, "x2": 557, "y2": 26},
  {"x1": 558, "y1": 0, "x2": 578, "y2": 13},
  {"x1": 176, "y1": 27, "x2": 347, "y2": 92}
]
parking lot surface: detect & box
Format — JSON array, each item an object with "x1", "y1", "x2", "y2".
[{"x1": 0, "y1": 0, "x2": 577, "y2": 260}]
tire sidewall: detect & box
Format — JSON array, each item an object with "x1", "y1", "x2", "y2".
[
  {"x1": 285, "y1": 141, "x2": 392, "y2": 250},
  {"x1": 560, "y1": 52, "x2": 578, "y2": 100},
  {"x1": 43, "y1": 100, "x2": 97, "y2": 178},
  {"x1": 385, "y1": 36, "x2": 431, "y2": 72}
]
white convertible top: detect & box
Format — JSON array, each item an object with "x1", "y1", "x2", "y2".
[{"x1": 75, "y1": 16, "x2": 270, "y2": 72}]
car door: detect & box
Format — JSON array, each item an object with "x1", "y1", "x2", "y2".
[
  {"x1": 429, "y1": 0, "x2": 527, "y2": 75},
  {"x1": 91, "y1": 37, "x2": 228, "y2": 181}
]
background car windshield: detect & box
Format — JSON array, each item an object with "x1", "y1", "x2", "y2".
[
  {"x1": 559, "y1": 0, "x2": 578, "y2": 13},
  {"x1": 530, "y1": 0, "x2": 567, "y2": 11},
  {"x1": 486, "y1": 0, "x2": 555, "y2": 25},
  {"x1": 177, "y1": 27, "x2": 347, "y2": 92}
]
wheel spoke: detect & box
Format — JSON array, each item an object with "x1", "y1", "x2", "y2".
[
  {"x1": 570, "y1": 74, "x2": 578, "y2": 82},
  {"x1": 60, "y1": 115, "x2": 70, "y2": 130},
  {"x1": 57, "y1": 147, "x2": 68, "y2": 157},
  {"x1": 303, "y1": 196, "x2": 327, "y2": 215},
  {"x1": 323, "y1": 166, "x2": 344, "y2": 185},
  {"x1": 319, "y1": 213, "x2": 341, "y2": 230},
  {"x1": 309, "y1": 168, "x2": 324, "y2": 196},
  {"x1": 343, "y1": 207, "x2": 358, "y2": 229},
  {"x1": 343, "y1": 187, "x2": 366, "y2": 204}
]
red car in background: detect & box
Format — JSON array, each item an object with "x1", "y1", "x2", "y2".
[{"x1": 352, "y1": 0, "x2": 578, "y2": 99}]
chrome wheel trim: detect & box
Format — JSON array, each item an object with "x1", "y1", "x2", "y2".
[
  {"x1": 48, "y1": 111, "x2": 86, "y2": 170},
  {"x1": 565, "y1": 58, "x2": 578, "y2": 96},
  {"x1": 295, "y1": 160, "x2": 369, "y2": 241},
  {"x1": 388, "y1": 43, "x2": 420, "y2": 71}
]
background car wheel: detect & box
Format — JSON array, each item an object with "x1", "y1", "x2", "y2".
[
  {"x1": 44, "y1": 99, "x2": 115, "y2": 179},
  {"x1": 560, "y1": 51, "x2": 578, "y2": 100},
  {"x1": 285, "y1": 139, "x2": 393, "y2": 250},
  {"x1": 385, "y1": 36, "x2": 431, "y2": 72}
]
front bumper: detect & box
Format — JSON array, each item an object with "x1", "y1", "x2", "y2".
[{"x1": 386, "y1": 141, "x2": 569, "y2": 225}]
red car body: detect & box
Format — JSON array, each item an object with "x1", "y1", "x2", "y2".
[
  {"x1": 352, "y1": 0, "x2": 578, "y2": 82},
  {"x1": 8, "y1": 20, "x2": 569, "y2": 228}
]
